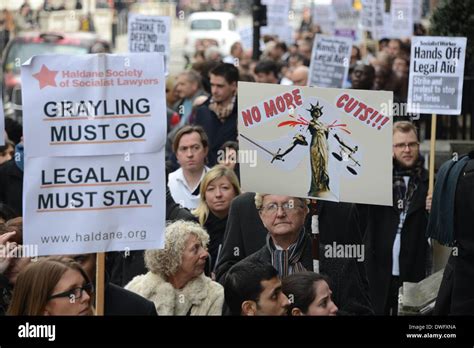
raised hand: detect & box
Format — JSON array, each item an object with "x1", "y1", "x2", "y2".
[{"x1": 0, "y1": 231, "x2": 17, "y2": 274}]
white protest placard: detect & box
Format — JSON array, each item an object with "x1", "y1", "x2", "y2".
[
  {"x1": 21, "y1": 53, "x2": 167, "y2": 158},
  {"x1": 334, "y1": 1, "x2": 360, "y2": 42},
  {"x1": 262, "y1": 0, "x2": 290, "y2": 27},
  {"x1": 335, "y1": 29, "x2": 357, "y2": 41},
  {"x1": 261, "y1": 25, "x2": 293, "y2": 45},
  {"x1": 333, "y1": 0, "x2": 359, "y2": 26},
  {"x1": 373, "y1": 2, "x2": 385, "y2": 40},
  {"x1": 239, "y1": 26, "x2": 253, "y2": 51},
  {"x1": 408, "y1": 36, "x2": 467, "y2": 115},
  {"x1": 309, "y1": 35, "x2": 352, "y2": 88},
  {"x1": 390, "y1": 0, "x2": 413, "y2": 39},
  {"x1": 23, "y1": 151, "x2": 165, "y2": 256},
  {"x1": 361, "y1": 0, "x2": 385, "y2": 40},
  {"x1": 128, "y1": 14, "x2": 170, "y2": 74},
  {"x1": 313, "y1": 5, "x2": 336, "y2": 35},
  {"x1": 238, "y1": 82, "x2": 393, "y2": 206},
  {"x1": 413, "y1": 0, "x2": 423, "y2": 23},
  {"x1": 332, "y1": 0, "x2": 354, "y2": 15},
  {"x1": 382, "y1": 12, "x2": 392, "y2": 39},
  {"x1": 361, "y1": 0, "x2": 376, "y2": 28},
  {"x1": 261, "y1": 0, "x2": 292, "y2": 45}
]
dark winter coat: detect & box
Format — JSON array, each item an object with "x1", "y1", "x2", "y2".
[
  {"x1": 0, "y1": 274, "x2": 11, "y2": 315},
  {"x1": 0, "y1": 159, "x2": 23, "y2": 217},
  {"x1": 203, "y1": 212, "x2": 228, "y2": 272},
  {"x1": 193, "y1": 98, "x2": 238, "y2": 166},
  {"x1": 214, "y1": 192, "x2": 268, "y2": 282},
  {"x1": 364, "y1": 167, "x2": 430, "y2": 315},
  {"x1": 105, "y1": 282, "x2": 157, "y2": 315},
  {"x1": 434, "y1": 151, "x2": 474, "y2": 315}
]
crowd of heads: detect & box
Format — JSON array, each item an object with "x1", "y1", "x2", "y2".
[
  {"x1": 138, "y1": 12, "x2": 433, "y2": 317},
  {"x1": 0, "y1": 6, "x2": 444, "y2": 318}
]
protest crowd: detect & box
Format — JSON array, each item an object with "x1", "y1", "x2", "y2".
[{"x1": 0, "y1": 0, "x2": 473, "y2": 319}]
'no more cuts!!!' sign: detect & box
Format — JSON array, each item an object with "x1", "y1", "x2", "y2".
[
  {"x1": 238, "y1": 82, "x2": 394, "y2": 206},
  {"x1": 21, "y1": 53, "x2": 167, "y2": 256}
]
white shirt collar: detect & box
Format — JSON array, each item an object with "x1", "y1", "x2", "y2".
[{"x1": 175, "y1": 166, "x2": 209, "y2": 192}]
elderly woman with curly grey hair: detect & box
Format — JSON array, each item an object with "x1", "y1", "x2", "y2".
[{"x1": 125, "y1": 220, "x2": 224, "y2": 315}]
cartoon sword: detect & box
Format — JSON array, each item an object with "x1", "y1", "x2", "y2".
[
  {"x1": 239, "y1": 133, "x2": 283, "y2": 163},
  {"x1": 334, "y1": 134, "x2": 361, "y2": 167}
]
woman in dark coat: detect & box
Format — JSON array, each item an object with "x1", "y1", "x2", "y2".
[{"x1": 193, "y1": 165, "x2": 241, "y2": 278}]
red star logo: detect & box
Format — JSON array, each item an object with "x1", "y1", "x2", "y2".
[{"x1": 32, "y1": 64, "x2": 58, "y2": 89}]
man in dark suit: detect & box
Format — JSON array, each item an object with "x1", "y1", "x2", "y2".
[
  {"x1": 364, "y1": 121, "x2": 430, "y2": 315},
  {"x1": 192, "y1": 63, "x2": 238, "y2": 166},
  {"x1": 0, "y1": 144, "x2": 23, "y2": 217},
  {"x1": 215, "y1": 192, "x2": 267, "y2": 280},
  {"x1": 104, "y1": 282, "x2": 157, "y2": 316},
  {"x1": 432, "y1": 150, "x2": 474, "y2": 315}
]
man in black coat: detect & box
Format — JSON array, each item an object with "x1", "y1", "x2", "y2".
[
  {"x1": 215, "y1": 192, "x2": 267, "y2": 279},
  {"x1": 432, "y1": 151, "x2": 474, "y2": 315},
  {"x1": 364, "y1": 121, "x2": 430, "y2": 315},
  {"x1": 105, "y1": 282, "x2": 157, "y2": 316},
  {"x1": 0, "y1": 147, "x2": 23, "y2": 217},
  {"x1": 192, "y1": 63, "x2": 238, "y2": 166},
  {"x1": 216, "y1": 192, "x2": 373, "y2": 315}
]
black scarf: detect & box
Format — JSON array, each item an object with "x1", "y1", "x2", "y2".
[
  {"x1": 205, "y1": 212, "x2": 228, "y2": 271},
  {"x1": 0, "y1": 275, "x2": 12, "y2": 315},
  {"x1": 209, "y1": 95, "x2": 236, "y2": 122},
  {"x1": 393, "y1": 156, "x2": 424, "y2": 213}
]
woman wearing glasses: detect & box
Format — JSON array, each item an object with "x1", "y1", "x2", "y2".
[{"x1": 7, "y1": 257, "x2": 93, "y2": 315}]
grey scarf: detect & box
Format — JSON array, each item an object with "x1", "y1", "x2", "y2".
[{"x1": 266, "y1": 230, "x2": 308, "y2": 278}]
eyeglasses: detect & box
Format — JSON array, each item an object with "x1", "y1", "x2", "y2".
[
  {"x1": 393, "y1": 142, "x2": 419, "y2": 150},
  {"x1": 260, "y1": 201, "x2": 305, "y2": 214},
  {"x1": 48, "y1": 283, "x2": 94, "y2": 301}
]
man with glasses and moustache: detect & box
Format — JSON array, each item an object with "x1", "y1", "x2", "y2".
[{"x1": 364, "y1": 121, "x2": 431, "y2": 315}]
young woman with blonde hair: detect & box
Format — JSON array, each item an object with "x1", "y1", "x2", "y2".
[{"x1": 193, "y1": 165, "x2": 241, "y2": 274}]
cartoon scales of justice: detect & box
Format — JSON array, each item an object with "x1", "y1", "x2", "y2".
[{"x1": 241, "y1": 101, "x2": 361, "y2": 197}]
